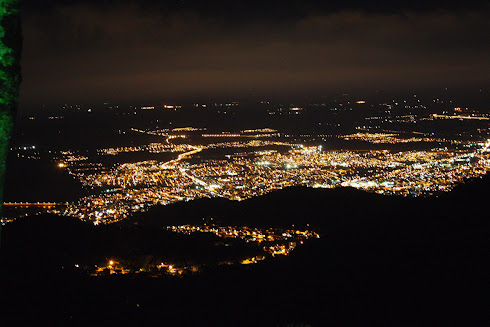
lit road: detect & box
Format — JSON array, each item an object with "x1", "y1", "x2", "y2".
[
  {"x1": 432, "y1": 114, "x2": 489, "y2": 121},
  {"x1": 161, "y1": 146, "x2": 202, "y2": 168},
  {"x1": 132, "y1": 128, "x2": 203, "y2": 168}
]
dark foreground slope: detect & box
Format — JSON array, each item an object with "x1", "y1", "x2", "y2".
[{"x1": 0, "y1": 175, "x2": 487, "y2": 326}]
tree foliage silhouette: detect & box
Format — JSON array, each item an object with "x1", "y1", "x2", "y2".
[{"x1": 0, "y1": 0, "x2": 21, "y2": 220}]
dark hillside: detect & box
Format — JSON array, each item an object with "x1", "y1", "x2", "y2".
[{"x1": 0, "y1": 174, "x2": 487, "y2": 326}]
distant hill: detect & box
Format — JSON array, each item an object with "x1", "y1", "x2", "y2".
[
  {"x1": 128, "y1": 185, "x2": 406, "y2": 229},
  {"x1": 128, "y1": 173, "x2": 489, "y2": 231}
]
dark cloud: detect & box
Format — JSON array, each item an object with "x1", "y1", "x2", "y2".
[
  {"x1": 22, "y1": 0, "x2": 489, "y2": 16},
  {"x1": 19, "y1": 1, "x2": 490, "y2": 106}
]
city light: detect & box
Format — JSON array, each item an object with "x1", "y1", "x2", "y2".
[{"x1": 55, "y1": 128, "x2": 490, "y2": 225}]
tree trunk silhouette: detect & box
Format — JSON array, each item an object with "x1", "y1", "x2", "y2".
[{"x1": 0, "y1": 0, "x2": 22, "y2": 232}]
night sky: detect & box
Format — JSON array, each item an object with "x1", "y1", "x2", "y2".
[{"x1": 20, "y1": 0, "x2": 489, "y2": 107}]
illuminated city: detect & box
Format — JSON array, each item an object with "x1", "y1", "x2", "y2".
[{"x1": 50, "y1": 126, "x2": 489, "y2": 225}]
